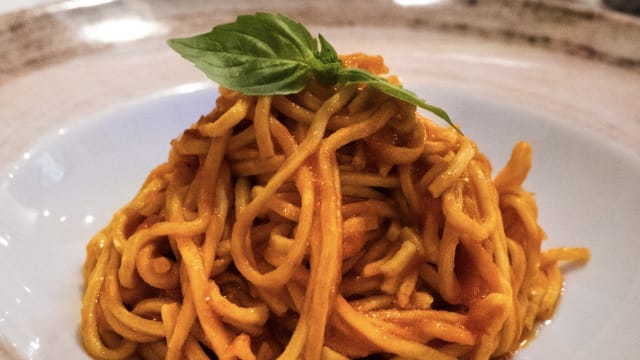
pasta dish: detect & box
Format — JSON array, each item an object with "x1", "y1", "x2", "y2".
[{"x1": 81, "y1": 53, "x2": 589, "y2": 360}]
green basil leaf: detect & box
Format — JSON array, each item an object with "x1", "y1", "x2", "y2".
[
  {"x1": 337, "y1": 68, "x2": 461, "y2": 133},
  {"x1": 317, "y1": 34, "x2": 340, "y2": 64},
  {"x1": 167, "y1": 13, "x2": 319, "y2": 95},
  {"x1": 311, "y1": 34, "x2": 342, "y2": 84},
  {"x1": 168, "y1": 12, "x2": 458, "y2": 132}
]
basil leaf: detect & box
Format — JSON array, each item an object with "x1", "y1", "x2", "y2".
[
  {"x1": 167, "y1": 13, "x2": 318, "y2": 95},
  {"x1": 312, "y1": 34, "x2": 341, "y2": 84},
  {"x1": 338, "y1": 68, "x2": 460, "y2": 133},
  {"x1": 168, "y1": 12, "x2": 458, "y2": 132},
  {"x1": 317, "y1": 34, "x2": 340, "y2": 64}
]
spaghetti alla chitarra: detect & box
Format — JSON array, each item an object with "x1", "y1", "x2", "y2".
[{"x1": 81, "y1": 53, "x2": 589, "y2": 360}]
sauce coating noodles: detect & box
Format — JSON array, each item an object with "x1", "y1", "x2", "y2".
[{"x1": 81, "y1": 55, "x2": 589, "y2": 360}]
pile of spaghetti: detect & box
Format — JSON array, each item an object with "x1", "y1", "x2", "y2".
[{"x1": 81, "y1": 55, "x2": 589, "y2": 360}]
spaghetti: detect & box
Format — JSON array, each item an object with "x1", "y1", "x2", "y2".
[{"x1": 81, "y1": 54, "x2": 589, "y2": 360}]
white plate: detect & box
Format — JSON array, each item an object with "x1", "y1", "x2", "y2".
[
  {"x1": 1, "y1": 81, "x2": 640, "y2": 359},
  {"x1": 1, "y1": 1, "x2": 640, "y2": 359}
]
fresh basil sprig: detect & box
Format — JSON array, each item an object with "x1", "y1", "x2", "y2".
[{"x1": 168, "y1": 12, "x2": 458, "y2": 131}]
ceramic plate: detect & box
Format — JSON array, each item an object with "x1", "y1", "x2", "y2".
[{"x1": 1, "y1": 1, "x2": 640, "y2": 359}]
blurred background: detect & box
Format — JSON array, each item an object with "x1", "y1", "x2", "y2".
[{"x1": 1, "y1": 0, "x2": 639, "y2": 15}]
